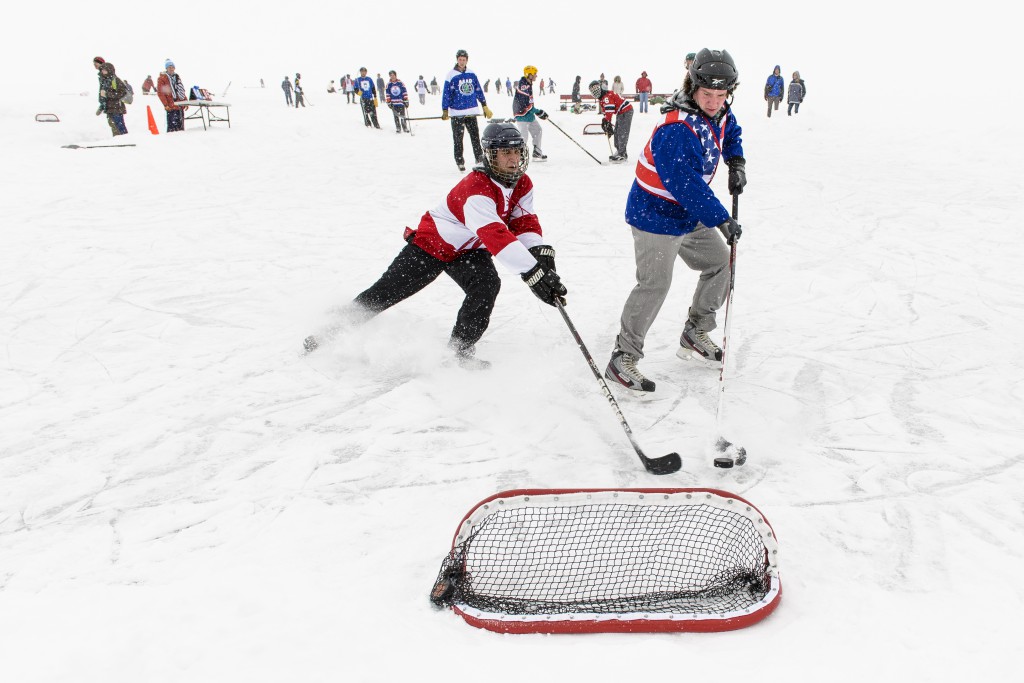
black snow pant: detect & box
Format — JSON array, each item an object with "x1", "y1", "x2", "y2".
[
  {"x1": 353, "y1": 242, "x2": 501, "y2": 350},
  {"x1": 451, "y1": 116, "x2": 483, "y2": 165},
  {"x1": 361, "y1": 98, "x2": 380, "y2": 128}
]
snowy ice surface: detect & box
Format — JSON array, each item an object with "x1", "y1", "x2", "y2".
[{"x1": 2, "y1": 46, "x2": 1023, "y2": 682}]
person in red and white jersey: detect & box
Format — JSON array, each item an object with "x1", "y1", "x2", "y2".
[
  {"x1": 303, "y1": 123, "x2": 567, "y2": 368},
  {"x1": 589, "y1": 80, "x2": 633, "y2": 162}
]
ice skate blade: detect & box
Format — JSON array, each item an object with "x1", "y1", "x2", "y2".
[{"x1": 676, "y1": 346, "x2": 721, "y2": 367}]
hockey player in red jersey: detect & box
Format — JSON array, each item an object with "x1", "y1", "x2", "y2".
[
  {"x1": 589, "y1": 80, "x2": 634, "y2": 162},
  {"x1": 304, "y1": 123, "x2": 567, "y2": 368}
]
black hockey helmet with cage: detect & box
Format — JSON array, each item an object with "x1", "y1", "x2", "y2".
[
  {"x1": 480, "y1": 123, "x2": 529, "y2": 187},
  {"x1": 688, "y1": 48, "x2": 739, "y2": 93},
  {"x1": 588, "y1": 80, "x2": 604, "y2": 98}
]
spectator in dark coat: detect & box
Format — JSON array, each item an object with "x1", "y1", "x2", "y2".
[
  {"x1": 787, "y1": 71, "x2": 806, "y2": 115},
  {"x1": 282, "y1": 76, "x2": 293, "y2": 106},
  {"x1": 764, "y1": 65, "x2": 784, "y2": 117},
  {"x1": 97, "y1": 61, "x2": 128, "y2": 135}
]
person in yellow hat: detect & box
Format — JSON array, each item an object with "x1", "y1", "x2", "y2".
[{"x1": 513, "y1": 65, "x2": 548, "y2": 161}]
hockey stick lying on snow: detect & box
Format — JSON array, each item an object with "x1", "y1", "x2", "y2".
[
  {"x1": 543, "y1": 117, "x2": 604, "y2": 166},
  {"x1": 554, "y1": 299, "x2": 682, "y2": 475},
  {"x1": 713, "y1": 193, "x2": 747, "y2": 468},
  {"x1": 62, "y1": 143, "x2": 137, "y2": 149}
]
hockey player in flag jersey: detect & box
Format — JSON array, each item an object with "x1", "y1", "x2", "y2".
[
  {"x1": 605, "y1": 48, "x2": 746, "y2": 393},
  {"x1": 303, "y1": 123, "x2": 567, "y2": 368}
]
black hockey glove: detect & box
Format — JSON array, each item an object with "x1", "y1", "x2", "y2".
[
  {"x1": 601, "y1": 119, "x2": 614, "y2": 136},
  {"x1": 528, "y1": 245, "x2": 557, "y2": 273},
  {"x1": 534, "y1": 108, "x2": 548, "y2": 120},
  {"x1": 717, "y1": 218, "x2": 742, "y2": 245},
  {"x1": 522, "y1": 263, "x2": 567, "y2": 307},
  {"x1": 727, "y1": 157, "x2": 747, "y2": 195}
]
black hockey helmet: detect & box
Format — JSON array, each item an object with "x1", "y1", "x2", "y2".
[
  {"x1": 480, "y1": 122, "x2": 529, "y2": 187},
  {"x1": 688, "y1": 49, "x2": 739, "y2": 93},
  {"x1": 588, "y1": 80, "x2": 604, "y2": 98}
]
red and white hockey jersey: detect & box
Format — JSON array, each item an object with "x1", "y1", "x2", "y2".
[{"x1": 411, "y1": 171, "x2": 543, "y2": 274}]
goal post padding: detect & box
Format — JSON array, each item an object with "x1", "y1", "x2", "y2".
[{"x1": 430, "y1": 488, "x2": 781, "y2": 634}]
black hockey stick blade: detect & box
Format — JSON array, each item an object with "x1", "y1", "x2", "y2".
[
  {"x1": 62, "y1": 143, "x2": 137, "y2": 149},
  {"x1": 641, "y1": 451, "x2": 682, "y2": 475}
]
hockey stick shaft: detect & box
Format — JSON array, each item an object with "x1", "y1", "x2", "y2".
[
  {"x1": 544, "y1": 118, "x2": 604, "y2": 165},
  {"x1": 716, "y1": 195, "x2": 740, "y2": 429},
  {"x1": 554, "y1": 300, "x2": 681, "y2": 475}
]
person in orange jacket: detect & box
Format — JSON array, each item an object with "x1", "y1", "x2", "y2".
[{"x1": 156, "y1": 59, "x2": 188, "y2": 132}]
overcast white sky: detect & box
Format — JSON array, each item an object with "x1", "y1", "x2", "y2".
[{"x1": 6, "y1": 0, "x2": 1013, "y2": 110}]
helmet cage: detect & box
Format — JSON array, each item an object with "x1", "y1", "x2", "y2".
[{"x1": 481, "y1": 123, "x2": 530, "y2": 187}]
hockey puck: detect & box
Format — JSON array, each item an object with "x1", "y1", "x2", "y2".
[{"x1": 713, "y1": 457, "x2": 735, "y2": 469}]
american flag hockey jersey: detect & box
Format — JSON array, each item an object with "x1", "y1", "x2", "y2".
[
  {"x1": 626, "y1": 105, "x2": 744, "y2": 236},
  {"x1": 411, "y1": 171, "x2": 543, "y2": 274}
]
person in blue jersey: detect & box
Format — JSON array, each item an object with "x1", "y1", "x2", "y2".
[
  {"x1": 604, "y1": 48, "x2": 746, "y2": 393},
  {"x1": 302, "y1": 123, "x2": 567, "y2": 369},
  {"x1": 355, "y1": 67, "x2": 381, "y2": 129},
  {"x1": 442, "y1": 49, "x2": 493, "y2": 171},
  {"x1": 513, "y1": 65, "x2": 549, "y2": 161},
  {"x1": 764, "y1": 65, "x2": 784, "y2": 117},
  {"x1": 384, "y1": 70, "x2": 411, "y2": 134}
]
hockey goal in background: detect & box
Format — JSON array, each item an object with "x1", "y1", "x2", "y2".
[{"x1": 430, "y1": 488, "x2": 781, "y2": 633}]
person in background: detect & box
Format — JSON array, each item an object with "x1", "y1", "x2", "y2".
[
  {"x1": 376, "y1": 73, "x2": 386, "y2": 102},
  {"x1": 384, "y1": 70, "x2": 411, "y2": 134},
  {"x1": 764, "y1": 65, "x2": 784, "y2": 117},
  {"x1": 430, "y1": 76, "x2": 439, "y2": 95},
  {"x1": 282, "y1": 76, "x2": 293, "y2": 106},
  {"x1": 157, "y1": 59, "x2": 188, "y2": 132},
  {"x1": 612, "y1": 75, "x2": 625, "y2": 97},
  {"x1": 441, "y1": 49, "x2": 492, "y2": 171},
  {"x1": 539, "y1": 77, "x2": 545, "y2": 94},
  {"x1": 547, "y1": 78, "x2": 556, "y2": 94},
  {"x1": 513, "y1": 65, "x2": 548, "y2": 161},
  {"x1": 328, "y1": 80, "x2": 337, "y2": 93},
  {"x1": 415, "y1": 75, "x2": 429, "y2": 105},
  {"x1": 589, "y1": 79, "x2": 633, "y2": 163},
  {"x1": 302, "y1": 123, "x2": 567, "y2": 369},
  {"x1": 505, "y1": 77, "x2": 512, "y2": 96},
  {"x1": 787, "y1": 71, "x2": 806, "y2": 115},
  {"x1": 354, "y1": 67, "x2": 380, "y2": 128},
  {"x1": 142, "y1": 74, "x2": 156, "y2": 95},
  {"x1": 484, "y1": 79, "x2": 490, "y2": 93},
  {"x1": 97, "y1": 61, "x2": 128, "y2": 136},
  {"x1": 685, "y1": 53, "x2": 696, "y2": 72},
  {"x1": 294, "y1": 73, "x2": 306, "y2": 108},
  {"x1": 635, "y1": 70, "x2": 652, "y2": 113},
  {"x1": 92, "y1": 56, "x2": 107, "y2": 116},
  {"x1": 344, "y1": 75, "x2": 355, "y2": 104},
  {"x1": 605, "y1": 48, "x2": 745, "y2": 393},
  {"x1": 571, "y1": 75, "x2": 582, "y2": 110}
]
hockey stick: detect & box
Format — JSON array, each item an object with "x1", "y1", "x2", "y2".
[
  {"x1": 62, "y1": 144, "x2": 136, "y2": 149},
  {"x1": 543, "y1": 117, "x2": 604, "y2": 165},
  {"x1": 713, "y1": 194, "x2": 747, "y2": 468},
  {"x1": 554, "y1": 299, "x2": 682, "y2": 475}
]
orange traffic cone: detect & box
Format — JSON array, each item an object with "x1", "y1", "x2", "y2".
[{"x1": 147, "y1": 105, "x2": 159, "y2": 135}]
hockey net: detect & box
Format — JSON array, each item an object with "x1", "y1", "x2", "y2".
[{"x1": 430, "y1": 488, "x2": 781, "y2": 633}]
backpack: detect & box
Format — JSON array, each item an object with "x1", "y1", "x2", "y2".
[{"x1": 121, "y1": 80, "x2": 134, "y2": 105}]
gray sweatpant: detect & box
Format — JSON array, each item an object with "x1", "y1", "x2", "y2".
[
  {"x1": 613, "y1": 109, "x2": 633, "y2": 156},
  {"x1": 614, "y1": 224, "x2": 731, "y2": 359},
  {"x1": 516, "y1": 119, "x2": 543, "y2": 155}
]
